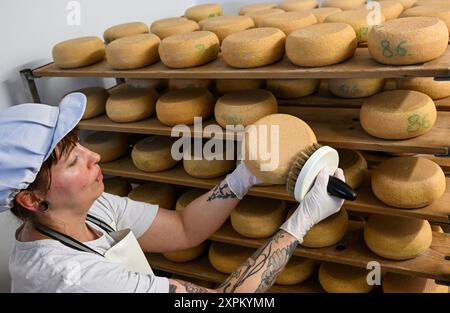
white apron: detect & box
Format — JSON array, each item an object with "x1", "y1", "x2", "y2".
[{"x1": 34, "y1": 213, "x2": 153, "y2": 275}]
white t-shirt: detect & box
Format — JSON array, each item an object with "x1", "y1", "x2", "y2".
[{"x1": 9, "y1": 193, "x2": 170, "y2": 293}]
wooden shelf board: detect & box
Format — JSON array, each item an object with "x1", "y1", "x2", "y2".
[
  {"x1": 100, "y1": 157, "x2": 450, "y2": 223},
  {"x1": 33, "y1": 46, "x2": 450, "y2": 79},
  {"x1": 210, "y1": 223, "x2": 450, "y2": 282},
  {"x1": 146, "y1": 253, "x2": 324, "y2": 293},
  {"x1": 79, "y1": 107, "x2": 450, "y2": 155}
]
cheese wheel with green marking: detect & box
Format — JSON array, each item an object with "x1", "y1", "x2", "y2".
[
  {"x1": 328, "y1": 78, "x2": 386, "y2": 98},
  {"x1": 368, "y1": 17, "x2": 448, "y2": 65},
  {"x1": 185, "y1": 4, "x2": 223, "y2": 22},
  {"x1": 159, "y1": 31, "x2": 220, "y2": 68},
  {"x1": 222, "y1": 28, "x2": 286, "y2": 68},
  {"x1": 360, "y1": 90, "x2": 436, "y2": 139},
  {"x1": 215, "y1": 89, "x2": 278, "y2": 128}
]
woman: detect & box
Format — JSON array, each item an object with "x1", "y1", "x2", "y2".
[{"x1": 0, "y1": 93, "x2": 344, "y2": 293}]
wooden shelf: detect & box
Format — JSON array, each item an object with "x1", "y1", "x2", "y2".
[
  {"x1": 210, "y1": 223, "x2": 450, "y2": 282},
  {"x1": 100, "y1": 157, "x2": 450, "y2": 224},
  {"x1": 79, "y1": 106, "x2": 450, "y2": 155},
  {"x1": 32, "y1": 46, "x2": 450, "y2": 79},
  {"x1": 146, "y1": 253, "x2": 324, "y2": 293}
]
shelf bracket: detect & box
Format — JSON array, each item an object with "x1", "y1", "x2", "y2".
[{"x1": 20, "y1": 69, "x2": 41, "y2": 103}]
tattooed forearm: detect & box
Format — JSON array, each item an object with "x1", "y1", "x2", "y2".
[
  {"x1": 178, "y1": 280, "x2": 209, "y2": 293},
  {"x1": 218, "y1": 230, "x2": 298, "y2": 293},
  {"x1": 207, "y1": 181, "x2": 237, "y2": 202}
]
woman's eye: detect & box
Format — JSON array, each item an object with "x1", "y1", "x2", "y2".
[{"x1": 69, "y1": 156, "x2": 78, "y2": 166}]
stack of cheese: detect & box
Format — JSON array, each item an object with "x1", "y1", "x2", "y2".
[
  {"x1": 163, "y1": 189, "x2": 209, "y2": 262},
  {"x1": 183, "y1": 139, "x2": 236, "y2": 179}
]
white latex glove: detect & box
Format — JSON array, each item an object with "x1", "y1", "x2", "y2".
[
  {"x1": 225, "y1": 162, "x2": 263, "y2": 199},
  {"x1": 280, "y1": 167, "x2": 346, "y2": 243}
]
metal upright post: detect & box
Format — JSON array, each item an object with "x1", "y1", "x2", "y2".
[{"x1": 20, "y1": 69, "x2": 41, "y2": 103}]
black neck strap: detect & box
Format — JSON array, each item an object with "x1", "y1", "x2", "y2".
[{"x1": 33, "y1": 214, "x2": 115, "y2": 257}]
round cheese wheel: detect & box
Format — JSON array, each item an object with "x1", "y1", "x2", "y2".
[
  {"x1": 222, "y1": 28, "x2": 286, "y2": 68},
  {"x1": 368, "y1": 17, "x2": 448, "y2": 65},
  {"x1": 360, "y1": 90, "x2": 437, "y2": 140},
  {"x1": 215, "y1": 79, "x2": 265, "y2": 94},
  {"x1": 82, "y1": 132, "x2": 129, "y2": 163},
  {"x1": 276, "y1": 257, "x2": 315, "y2": 285},
  {"x1": 359, "y1": 0, "x2": 405, "y2": 20},
  {"x1": 103, "y1": 22, "x2": 149, "y2": 44},
  {"x1": 364, "y1": 215, "x2": 432, "y2": 260},
  {"x1": 260, "y1": 12, "x2": 318, "y2": 35},
  {"x1": 76, "y1": 87, "x2": 109, "y2": 120},
  {"x1": 103, "y1": 177, "x2": 132, "y2": 196},
  {"x1": 106, "y1": 34, "x2": 160, "y2": 70},
  {"x1": 383, "y1": 272, "x2": 449, "y2": 293},
  {"x1": 185, "y1": 4, "x2": 223, "y2": 22},
  {"x1": 159, "y1": 31, "x2": 220, "y2": 68},
  {"x1": 245, "y1": 8, "x2": 286, "y2": 27},
  {"x1": 201, "y1": 16, "x2": 255, "y2": 43},
  {"x1": 168, "y1": 79, "x2": 212, "y2": 90},
  {"x1": 183, "y1": 140, "x2": 236, "y2": 179},
  {"x1": 319, "y1": 262, "x2": 374, "y2": 293},
  {"x1": 338, "y1": 149, "x2": 368, "y2": 190},
  {"x1": 176, "y1": 189, "x2": 206, "y2": 211},
  {"x1": 395, "y1": 77, "x2": 450, "y2": 100},
  {"x1": 321, "y1": 0, "x2": 366, "y2": 10},
  {"x1": 208, "y1": 242, "x2": 254, "y2": 274},
  {"x1": 286, "y1": 23, "x2": 357, "y2": 67},
  {"x1": 156, "y1": 87, "x2": 214, "y2": 126},
  {"x1": 306, "y1": 7, "x2": 342, "y2": 23},
  {"x1": 106, "y1": 85, "x2": 158, "y2": 123},
  {"x1": 52, "y1": 37, "x2": 105, "y2": 69},
  {"x1": 324, "y1": 10, "x2": 386, "y2": 43},
  {"x1": 401, "y1": 5, "x2": 450, "y2": 34},
  {"x1": 239, "y1": 3, "x2": 278, "y2": 15},
  {"x1": 131, "y1": 136, "x2": 179, "y2": 172},
  {"x1": 215, "y1": 89, "x2": 278, "y2": 128},
  {"x1": 150, "y1": 17, "x2": 199, "y2": 39},
  {"x1": 414, "y1": 0, "x2": 450, "y2": 7},
  {"x1": 371, "y1": 157, "x2": 446, "y2": 208},
  {"x1": 128, "y1": 182, "x2": 176, "y2": 208},
  {"x1": 243, "y1": 114, "x2": 317, "y2": 184},
  {"x1": 163, "y1": 242, "x2": 208, "y2": 262},
  {"x1": 266, "y1": 79, "x2": 320, "y2": 99},
  {"x1": 126, "y1": 78, "x2": 167, "y2": 91},
  {"x1": 301, "y1": 209, "x2": 349, "y2": 248},
  {"x1": 328, "y1": 78, "x2": 386, "y2": 98},
  {"x1": 279, "y1": 0, "x2": 318, "y2": 11},
  {"x1": 231, "y1": 196, "x2": 286, "y2": 238}
]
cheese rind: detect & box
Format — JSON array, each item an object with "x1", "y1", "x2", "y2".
[
  {"x1": 185, "y1": 4, "x2": 223, "y2": 22},
  {"x1": 383, "y1": 273, "x2": 450, "y2": 293},
  {"x1": 215, "y1": 79, "x2": 265, "y2": 94},
  {"x1": 286, "y1": 23, "x2": 357, "y2": 67},
  {"x1": 103, "y1": 22, "x2": 149, "y2": 44},
  {"x1": 52, "y1": 37, "x2": 105, "y2": 69},
  {"x1": 82, "y1": 132, "x2": 129, "y2": 163},
  {"x1": 328, "y1": 78, "x2": 386, "y2": 98},
  {"x1": 364, "y1": 215, "x2": 432, "y2": 260},
  {"x1": 201, "y1": 16, "x2": 255, "y2": 43},
  {"x1": 260, "y1": 12, "x2": 318, "y2": 35},
  {"x1": 159, "y1": 31, "x2": 220, "y2": 68},
  {"x1": 150, "y1": 17, "x2": 199, "y2": 39},
  {"x1": 276, "y1": 257, "x2": 316, "y2": 285},
  {"x1": 338, "y1": 149, "x2": 368, "y2": 190},
  {"x1": 75, "y1": 87, "x2": 109, "y2": 120},
  {"x1": 245, "y1": 8, "x2": 286, "y2": 27},
  {"x1": 222, "y1": 28, "x2": 286, "y2": 68},
  {"x1": 319, "y1": 262, "x2": 374, "y2": 293},
  {"x1": 131, "y1": 136, "x2": 179, "y2": 172},
  {"x1": 128, "y1": 182, "x2": 176, "y2": 209},
  {"x1": 279, "y1": 0, "x2": 318, "y2": 11},
  {"x1": 371, "y1": 156, "x2": 446, "y2": 208},
  {"x1": 360, "y1": 90, "x2": 437, "y2": 140},
  {"x1": 266, "y1": 79, "x2": 320, "y2": 99},
  {"x1": 321, "y1": 0, "x2": 366, "y2": 10},
  {"x1": 103, "y1": 177, "x2": 132, "y2": 197},
  {"x1": 395, "y1": 77, "x2": 450, "y2": 100},
  {"x1": 306, "y1": 7, "x2": 342, "y2": 23},
  {"x1": 239, "y1": 3, "x2": 278, "y2": 15},
  {"x1": 208, "y1": 242, "x2": 254, "y2": 274}
]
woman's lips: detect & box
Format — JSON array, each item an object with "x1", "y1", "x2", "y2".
[{"x1": 96, "y1": 169, "x2": 103, "y2": 182}]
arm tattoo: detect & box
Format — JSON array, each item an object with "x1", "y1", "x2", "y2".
[
  {"x1": 178, "y1": 280, "x2": 209, "y2": 293},
  {"x1": 207, "y1": 181, "x2": 237, "y2": 202},
  {"x1": 218, "y1": 230, "x2": 297, "y2": 293},
  {"x1": 169, "y1": 283, "x2": 177, "y2": 293}
]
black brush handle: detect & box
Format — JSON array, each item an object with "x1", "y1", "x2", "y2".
[{"x1": 327, "y1": 176, "x2": 357, "y2": 201}]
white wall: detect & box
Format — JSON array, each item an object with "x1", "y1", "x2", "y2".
[{"x1": 0, "y1": 0, "x2": 197, "y2": 293}]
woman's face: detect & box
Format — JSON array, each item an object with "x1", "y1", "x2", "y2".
[{"x1": 45, "y1": 143, "x2": 104, "y2": 214}]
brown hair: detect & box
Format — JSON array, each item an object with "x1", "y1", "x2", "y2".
[{"x1": 11, "y1": 129, "x2": 80, "y2": 221}]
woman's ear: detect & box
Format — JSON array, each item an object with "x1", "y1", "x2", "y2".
[{"x1": 15, "y1": 191, "x2": 42, "y2": 213}]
